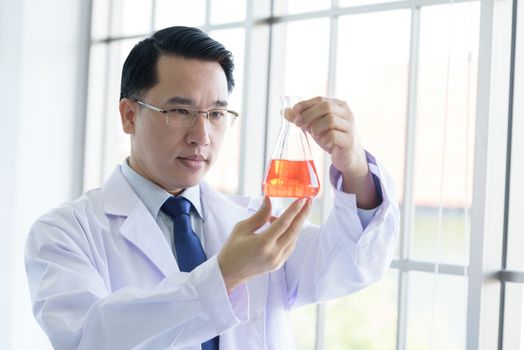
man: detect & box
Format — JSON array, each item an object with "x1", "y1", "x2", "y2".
[{"x1": 25, "y1": 26, "x2": 399, "y2": 349}]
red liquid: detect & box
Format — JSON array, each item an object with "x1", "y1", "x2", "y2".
[{"x1": 263, "y1": 159, "x2": 320, "y2": 198}]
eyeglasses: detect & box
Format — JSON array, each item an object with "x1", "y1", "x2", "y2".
[{"x1": 132, "y1": 99, "x2": 239, "y2": 128}]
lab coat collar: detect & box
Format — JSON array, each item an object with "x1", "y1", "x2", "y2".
[
  {"x1": 101, "y1": 166, "x2": 178, "y2": 277},
  {"x1": 101, "y1": 165, "x2": 140, "y2": 217}
]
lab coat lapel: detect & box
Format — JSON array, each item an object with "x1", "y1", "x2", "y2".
[
  {"x1": 102, "y1": 167, "x2": 178, "y2": 277},
  {"x1": 119, "y1": 203, "x2": 178, "y2": 277}
]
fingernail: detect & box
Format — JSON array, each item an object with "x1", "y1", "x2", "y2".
[{"x1": 295, "y1": 116, "x2": 303, "y2": 126}]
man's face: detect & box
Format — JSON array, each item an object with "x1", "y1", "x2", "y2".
[{"x1": 120, "y1": 55, "x2": 230, "y2": 194}]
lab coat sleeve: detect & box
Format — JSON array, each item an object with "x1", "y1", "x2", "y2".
[
  {"x1": 284, "y1": 155, "x2": 400, "y2": 308},
  {"x1": 25, "y1": 216, "x2": 248, "y2": 350}
]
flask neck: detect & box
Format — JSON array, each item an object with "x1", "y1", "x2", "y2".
[{"x1": 275, "y1": 110, "x2": 313, "y2": 161}]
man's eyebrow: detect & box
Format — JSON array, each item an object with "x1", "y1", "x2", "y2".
[
  {"x1": 164, "y1": 97, "x2": 228, "y2": 108},
  {"x1": 214, "y1": 100, "x2": 228, "y2": 107},
  {"x1": 165, "y1": 96, "x2": 193, "y2": 105}
]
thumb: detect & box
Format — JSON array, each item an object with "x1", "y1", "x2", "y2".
[
  {"x1": 241, "y1": 196, "x2": 272, "y2": 231},
  {"x1": 284, "y1": 107, "x2": 300, "y2": 123}
]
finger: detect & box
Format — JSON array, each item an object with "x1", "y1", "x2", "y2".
[
  {"x1": 283, "y1": 107, "x2": 301, "y2": 123},
  {"x1": 308, "y1": 114, "x2": 352, "y2": 141},
  {"x1": 294, "y1": 98, "x2": 330, "y2": 127},
  {"x1": 292, "y1": 96, "x2": 324, "y2": 114},
  {"x1": 267, "y1": 202, "x2": 308, "y2": 271},
  {"x1": 263, "y1": 198, "x2": 307, "y2": 239},
  {"x1": 280, "y1": 234, "x2": 299, "y2": 265},
  {"x1": 317, "y1": 129, "x2": 353, "y2": 153},
  {"x1": 296, "y1": 101, "x2": 353, "y2": 129},
  {"x1": 239, "y1": 196, "x2": 272, "y2": 232},
  {"x1": 294, "y1": 97, "x2": 348, "y2": 114},
  {"x1": 277, "y1": 199, "x2": 312, "y2": 246},
  {"x1": 277, "y1": 199, "x2": 313, "y2": 251},
  {"x1": 269, "y1": 234, "x2": 299, "y2": 272}
]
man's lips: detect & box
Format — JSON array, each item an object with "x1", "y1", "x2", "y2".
[
  {"x1": 179, "y1": 154, "x2": 207, "y2": 161},
  {"x1": 178, "y1": 155, "x2": 208, "y2": 169}
]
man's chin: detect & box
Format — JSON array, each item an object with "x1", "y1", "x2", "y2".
[{"x1": 168, "y1": 171, "x2": 208, "y2": 191}]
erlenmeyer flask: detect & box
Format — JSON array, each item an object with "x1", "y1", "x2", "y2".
[{"x1": 262, "y1": 96, "x2": 320, "y2": 198}]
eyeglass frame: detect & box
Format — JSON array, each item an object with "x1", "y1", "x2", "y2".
[{"x1": 130, "y1": 98, "x2": 239, "y2": 128}]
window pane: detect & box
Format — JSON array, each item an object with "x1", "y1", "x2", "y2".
[
  {"x1": 210, "y1": 0, "x2": 246, "y2": 24},
  {"x1": 507, "y1": 0, "x2": 524, "y2": 270},
  {"x1": 413, "y1": 207, "x2": 471, "y2": 263},
  {"x1": 84, "y1": 39, "x2": 137, "y2": 189},
  {"x1": 102, "y1": 39, "x2": 140, "y2": 180},
  {"x1": 273, "y1": 19, "x2": 330, "y2": 97},
  {"x1": 91, "y1": 0, "x2": 110, "y2": 39},
  {"x1": 335, "y1": 10, "x2": 410, "y2": 204},
  {"x1": 325, "y1": 270, "x2": 398, "y2": 349},
  {"x1": 205, "y1": 28, "x2": 245, "y2": 194},
  {"x1": 503, "y1": 282, "x2": 524, "y2": 349},
  {"x1": 407, "y1": 272, "x2": 467, "y2": 350},
  {"x1": 411, "y1": 2, "x2": 480, "y2": 264},
  {"x1": 273, "y1": 0, "x2": 330, "y2": 16},
  {"x1": 155, "y1": 0, "x2": 206, "y2": 29},
  {"x1": 84, "y1": 43, "x2": 107, "y2": 190},
  {"x1": 111, "y1": 0, "x2": 152, "y2": 37}
]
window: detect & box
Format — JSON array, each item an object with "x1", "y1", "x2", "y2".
[{"x1": 85, "y1": 0, "x2": 520, "y2": 349}]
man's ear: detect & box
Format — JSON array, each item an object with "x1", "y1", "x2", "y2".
[{"x1": 120, "y1": 98, "x2": 137, "y2": 134}]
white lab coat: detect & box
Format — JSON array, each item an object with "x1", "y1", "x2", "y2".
[{"x1": 25, "y1": 164, "x2": 399, "y2": 350}]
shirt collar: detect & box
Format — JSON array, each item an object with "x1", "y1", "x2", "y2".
[{"x1": 120, "y1": 159, "x2": 204, "y2": 220}]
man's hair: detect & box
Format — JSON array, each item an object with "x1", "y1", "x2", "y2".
[{"x1": 120, "y1": 26, "x2": 235, "y2": 100}]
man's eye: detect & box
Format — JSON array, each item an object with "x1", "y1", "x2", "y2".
[
  {"x1": 171, "y1": 108, "x2": 191, "y2": 115},
  {"x1": 209, "y1": 110, "x2": 226, "y2": 119}
]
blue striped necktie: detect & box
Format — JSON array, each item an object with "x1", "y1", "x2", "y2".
[{"x1": 161, "y1": 196, "x2": 219, "y2": 350}]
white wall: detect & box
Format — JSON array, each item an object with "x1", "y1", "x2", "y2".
[{"x1": 0, "y1": 0, "x2": 90, "y2": 348}]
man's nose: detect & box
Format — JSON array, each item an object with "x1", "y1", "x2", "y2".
[{"x1": 186, "y1": 113, "x2": 211, "y2": 146}]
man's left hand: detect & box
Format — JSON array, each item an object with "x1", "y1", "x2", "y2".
[{"x1": 287, "y1": 97, "x2": 379, "y2": 209}]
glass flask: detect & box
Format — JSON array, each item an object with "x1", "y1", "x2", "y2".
[{"x1": 262, "y1": 96, "x2": 320, "y2": 198}]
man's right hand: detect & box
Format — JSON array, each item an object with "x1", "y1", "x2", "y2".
[{"x1": 217, "y1": 197, "x2": 311, "y2": 293}]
